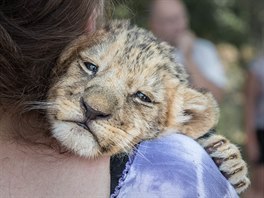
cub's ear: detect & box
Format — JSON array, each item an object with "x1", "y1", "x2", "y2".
[{"x1": 166, "y1": 86, "x2": 219, "y2": 139}]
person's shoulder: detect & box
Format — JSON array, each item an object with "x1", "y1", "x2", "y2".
[
  {"x1": 135, "y1": 133, "x2": 208, "y2": 164},
  {"x1": 151, "y1": 133, "x2": 205, "y2": 156},
  {"x1": 113, "y1": 134, "x2": 238, "y2": 198}
]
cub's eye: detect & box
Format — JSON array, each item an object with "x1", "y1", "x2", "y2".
[
  {"x1": 134, "y1": 91, "x2": 152, "y2": 103},
  {"x1": 84, "y1": 62, "x2": 98, "y2": 74}
]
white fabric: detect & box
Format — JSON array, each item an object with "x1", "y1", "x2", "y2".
[
  {"x1": 250, "y1": 57, "x2": 264, "y2": 129},
  {"x1": 175, "y1": 39, "x2": 227, "y2": 88}
]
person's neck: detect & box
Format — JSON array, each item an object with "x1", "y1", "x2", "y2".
[
  {"x1": 0, "y1": 106, "x2": 59, "y2": 151},
  {"x1": 0, "y1": 107, "x2": 14, "y2": 139}
]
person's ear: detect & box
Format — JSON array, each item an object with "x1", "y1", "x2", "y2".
[{"x1": 166, "y1": 86, "x2": 219, "y2": 139}]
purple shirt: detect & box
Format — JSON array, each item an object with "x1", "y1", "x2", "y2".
[{"x1": 111, "y1": 134, "x2": 238, "y2": 198}]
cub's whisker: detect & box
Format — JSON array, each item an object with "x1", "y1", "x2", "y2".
[{"x1": 23, "y1": 101, "x2": 56, "y2": 112}]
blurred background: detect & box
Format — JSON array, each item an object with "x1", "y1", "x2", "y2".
[{"x1": 110, "y1": 0, "x2": 264, "y2": 196}]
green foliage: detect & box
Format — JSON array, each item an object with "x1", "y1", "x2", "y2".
[
  {"x1": 111, "y1": 0, "x2": 150, "y2": 28},
  {"x1": 112, "y1": 0, "x2": 262, "y2": 47},
  {"x1": 184, "y1": 0, "x2": 249, "y2": 46}
]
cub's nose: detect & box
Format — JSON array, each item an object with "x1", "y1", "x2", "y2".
[{"x1": 81, "y1": 97, "x2": 110, "y2": 121}]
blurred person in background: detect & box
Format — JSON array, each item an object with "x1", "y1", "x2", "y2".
[
  {"x1": 149, "y1": 0, "x2": 227, "y2": 102},
  {"x1": 245, "y1": 55, "x2": 264, "y2": 198}
]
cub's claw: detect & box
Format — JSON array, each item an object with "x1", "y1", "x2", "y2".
[{"x1": 197, "y1": 134, "x2": 250, "y2": 194}]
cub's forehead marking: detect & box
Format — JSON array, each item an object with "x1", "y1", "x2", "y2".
[{"x1": 69, "y1": 21, "x2": 187, "y2": 88}]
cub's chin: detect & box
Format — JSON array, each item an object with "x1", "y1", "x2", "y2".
[{"x1": 50, "y1": 121, "x2": 101, "y2": 158}]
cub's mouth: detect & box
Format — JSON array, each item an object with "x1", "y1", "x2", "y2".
[
  {"x1": 50, "y1": 107, "x2": 145, "y2": 157},
  {"x1": 50, "y1": 96, "x2": 129, "y2": 156},
  {"x1": 60, "y1": 119, "x2": 101, "y2": 144}
]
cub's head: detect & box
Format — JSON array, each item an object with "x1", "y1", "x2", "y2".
[{"x1": 47, "y1": 21, "x2": 219, "y2": 158}]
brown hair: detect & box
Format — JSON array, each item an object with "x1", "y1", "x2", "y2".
[{"x1": 0, "y1": 0, "x2": 104, "y2": 143}]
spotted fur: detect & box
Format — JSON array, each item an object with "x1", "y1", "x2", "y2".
[{"x1": 46, "y1": 20, "x2": 249, "y2": 193}]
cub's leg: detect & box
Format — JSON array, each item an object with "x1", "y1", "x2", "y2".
[{"x1": 197, "y1": 132, "x2": 250, "y2": 194}]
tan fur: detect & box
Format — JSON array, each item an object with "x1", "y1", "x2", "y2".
[
  {"x1": 166, "y1": 85, "x2": 219, "y2": 139},
  {"x1": 46, "y1": 20, "x2": 249, "y2": 193},
  {"x1": 198, "y1": 134, "x2": 250, "y2": 193}
]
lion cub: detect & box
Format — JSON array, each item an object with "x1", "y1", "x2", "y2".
[{"x1": 47, "y1": 21, "x2": 249, "y2": 193}]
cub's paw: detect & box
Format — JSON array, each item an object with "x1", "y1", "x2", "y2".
[{"x1": 197, "y1": 134, "x2": 250, "y2": 194}]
